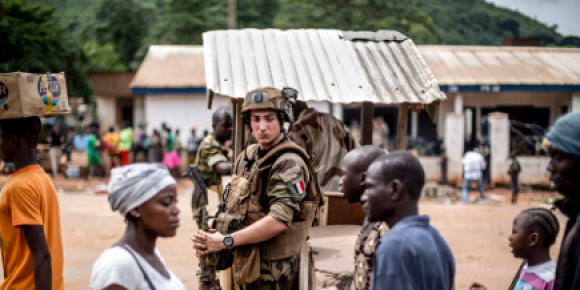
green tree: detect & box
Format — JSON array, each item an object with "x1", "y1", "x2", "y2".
[
  {"x1": 274, "y1": 0, "x2": 442, "y2": 44},
  {"x1": 96, "y1": 0, "x2": 153, "y2": 70},
  {"x1": 151, "y1": 0, "x2": 227, "y2": 45},
  {"x1": 0, "y1": 0, "x2": 93, "y2": 102},
  {"x1": 237, "y1": 0, "x2": 280, "y2": 29}
]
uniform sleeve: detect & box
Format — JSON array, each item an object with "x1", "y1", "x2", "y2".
[
  {"x1": 90, "y1": 248, "x2": 143, "y2": 290},
  {"x1": 265, "y1": 155, "x2": 310, "y2": 226},
  {"x1": 8, "y1": 185, "x2": 43, "y2": 226},
  {"x1": 372, "y1": 237, "x2": 418, "y2": 290},
  {"x1": 207, "y1": 152, "x2": 228, "y2": 168}
]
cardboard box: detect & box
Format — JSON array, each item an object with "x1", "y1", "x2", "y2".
[{"x1": 0, "y1": 72, "x2": 70, "y2": 119}]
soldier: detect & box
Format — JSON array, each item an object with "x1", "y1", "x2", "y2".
[
  {"x1": 287, "y1": 88, "x2": 358, "y2": 192},
  {"x1": 195, "y1": 108, "x2": 234, "y2": 194},
  {"x1": 192, "y1": 87, "x2": 320, "y2": 289}
]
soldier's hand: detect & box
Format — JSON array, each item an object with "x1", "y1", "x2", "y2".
[{"x1": 192, "y1": 230, "x2": 225, "y2": 255}]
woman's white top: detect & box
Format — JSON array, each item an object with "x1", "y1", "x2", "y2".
[{"x1": 90, "y1": 246, "x2": 185, "y2": 290}]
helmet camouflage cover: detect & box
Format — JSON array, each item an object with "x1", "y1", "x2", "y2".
[{"x1": 242, "y1": 87, "x2": 294, "y2": 122}]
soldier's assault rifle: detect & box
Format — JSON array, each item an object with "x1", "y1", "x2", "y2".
[
  {"x1": 185, "y1": 165, "x2": 221, "y2": 290},
  {"x1": 188, "y1": 164, "x2": 208, "y2": 211}
]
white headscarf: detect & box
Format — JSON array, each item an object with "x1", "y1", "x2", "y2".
[{"x1": 108, "y1": 163, "x2": 176, "y2": 216}]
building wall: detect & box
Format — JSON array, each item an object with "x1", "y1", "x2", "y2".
[
  {"x1": 418, "y1": 156, "x2": 442, "y2": 182},
  {"x1": 144, "y1": 93, "x2": 232, "y2": 141},
  {"x1": 437, "y1": 92, "x2": 572, "y2": 140},
  {"x1": 96, "y1": 96, "x2": 116, "y2": 133}
]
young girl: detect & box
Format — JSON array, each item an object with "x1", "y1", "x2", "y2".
[{"x1": 471, "y1": 207, "x2": 560, "y2": 290}]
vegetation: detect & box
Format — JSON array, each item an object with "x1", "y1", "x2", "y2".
[
  {"x1": 0, "y1": 0, "x2": 93, "y2": 102},
  {"x1": 3, "y1": 0, "x2": 577, "y2": 83}
]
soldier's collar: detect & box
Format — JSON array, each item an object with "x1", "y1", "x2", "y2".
[{"x1": 258, "y1": 135, "x2": 288, "y2": 158}]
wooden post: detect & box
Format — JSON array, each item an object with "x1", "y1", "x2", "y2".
[
  {"x1": 228, "y1": 0, "x2": 236, "y2": 29},
  {"x1": 233, "y1": 99, "x2": 244, "y2": 159},
  {"x1": 396, "y1": 103, "x2": 409, "y2": 150},
  {"x1": 220, "y1": 99, "x2": 243, "y2": 290},
  {"x1": 360, "y1": 101, "x2": 373, "y2": 145}
]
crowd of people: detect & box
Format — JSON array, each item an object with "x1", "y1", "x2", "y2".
[
  {"x1": 0, "y1": 85, "x2": 579, "y2": 290},
  {"x1": 43, "y1": 120, "x2": 211, "y2": 179}
]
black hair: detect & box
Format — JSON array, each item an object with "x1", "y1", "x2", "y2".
[
  {"x1": 373, "y1": 151, "x2": 425, "y2": 200},
  {"x1": 108, "y1": 126, "x2": 115, "y2": 132},
  {"x1": 0, "y1": 116, "x2": 41, "y2": 148},
  {"x1": 213, "y1": 108, "x2": 233, "y2": 126},
  {"x1": 521, "y1": 208, "x2": 560, "y2": 248}
]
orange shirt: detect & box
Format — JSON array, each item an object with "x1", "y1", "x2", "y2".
[
  {"x1": 0, "y1": 165, "x2": 64, "y2": 290},
  {"x1": 103, "y1": 132, "x2": 120, "y2": 154}
]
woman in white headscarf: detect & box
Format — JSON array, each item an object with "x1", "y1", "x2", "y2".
[{"x1": 90, "y1": 163, "x2": 185, "y2": 290}]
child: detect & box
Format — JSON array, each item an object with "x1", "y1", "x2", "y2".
[{"x1": 470, "y1": 207, "x2": 560, "y2": 290}]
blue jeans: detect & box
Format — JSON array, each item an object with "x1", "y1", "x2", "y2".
[{"x1": 462, "y1": 178, "x2": 485, "y2": 203}]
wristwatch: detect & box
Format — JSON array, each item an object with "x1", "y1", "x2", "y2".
[{"x1": 223, "y1": 234, "x2": 234, "y2": 250}]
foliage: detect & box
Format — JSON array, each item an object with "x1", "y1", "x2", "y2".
[
  {"x1": 95, "y1": 0, "x2": 154, "y2": 71},
  {"x1": 150, "y1": 0, "x2": 227, "y2": 45},
  {"x1": 0, "y1": 0, "x2": 93, "y2": 102},
  {"x1": 275, "y1": 0, "x2": 442, "y2": 44},
  {"x1": 415, "y1": 0, "x2": 564, "y2": 45},
  {"x1": 16, "y1": 0, "x2": 579, "y2": 75},
  {"x1": 82, "y1": 40, "x2": 126, "y2": 72}
]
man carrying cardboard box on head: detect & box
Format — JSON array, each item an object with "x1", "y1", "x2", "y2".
[{"x1": 0, "y1": 72, "x2": 69, "y2": 290}]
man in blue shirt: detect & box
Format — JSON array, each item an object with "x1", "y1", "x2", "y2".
[{"x1": 361, "y1": 151, "x2": 455, "y2": 290}]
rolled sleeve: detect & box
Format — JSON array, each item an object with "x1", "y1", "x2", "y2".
[
  {"x1": 208, "y1": 153, "x2": 228, "y2": 168},
  {"x1": 268, "y1": 200, "x2": 296, "y2": 227}
]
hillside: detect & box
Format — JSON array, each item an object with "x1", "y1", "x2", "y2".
[
  {"x1": 417, "y1": 0, "x2": 563, "y2": 45},
  {"x1": 29, "y1": 0, "x2": 565, "y2": 46}
]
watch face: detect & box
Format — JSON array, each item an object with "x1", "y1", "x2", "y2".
[{"x1": 224, "y1": 235, "x2": 234, "y2": 248}]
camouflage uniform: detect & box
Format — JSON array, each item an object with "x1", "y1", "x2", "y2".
[
  {"x1": 220, "y1": 87, "x2": 318, "y2": 289},
  {"x1": 288, "y1": 108, "x2": 359, "y2": 192},
  {"x1": 235, "y1": 256, "x2": 298, "y2": 290},
  {"x1": 195, "y1": 132, "x2": 229, "y2": 202},
  {"x1": 231, "y1": 141, "x2": 310, "y2": 289},
  {"x1": 354, "y1": 220, "x2": 389, "y2": 290}
]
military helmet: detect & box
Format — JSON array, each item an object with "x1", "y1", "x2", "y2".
[{"x1": 242, "y1": 87, "x2": 294, "y2": 123}]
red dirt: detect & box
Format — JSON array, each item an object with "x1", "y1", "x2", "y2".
[{"x1": 0, "y1": 174, "x2": 565, "y2": 289}]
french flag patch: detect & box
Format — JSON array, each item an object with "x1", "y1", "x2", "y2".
[{"x1": 293, "y1": 179, "x2": 305, "y2": 195}]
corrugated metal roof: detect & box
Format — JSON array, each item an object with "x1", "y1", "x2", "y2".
[
  {"x1": 203, "y1": 29, "x2": 446, "y2": 104},
  {"x1": 418, "y1": 46, "x2": 580, "y2": 86},
  {"x1": 130, "y1": 45, "x2": 206, "y2": 88}
]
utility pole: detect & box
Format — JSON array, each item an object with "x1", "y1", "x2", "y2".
[{"x1": 228, "y1": 0, "x2": 236, "y2": 29}]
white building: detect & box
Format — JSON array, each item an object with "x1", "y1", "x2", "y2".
[{"x1": 130, "y1": 45, "x2": 232, "y2": 139}]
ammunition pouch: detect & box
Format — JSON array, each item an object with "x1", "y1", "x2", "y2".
[
  {"x1": 260, "y1": 201, "x2": 317, "y2": 261},
  {"x1": 212, "y1": 142, "x2": 321, "y2": 285}
]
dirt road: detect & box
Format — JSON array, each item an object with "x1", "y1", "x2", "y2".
[{"x1": 2, "y1": 175, "x2": 565, "y2": 289}]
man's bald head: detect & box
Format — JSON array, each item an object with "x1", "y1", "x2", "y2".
[
  {"x1": 340, "y1": 145, "x2": 387, "y2": 203},
  {"x1": 370, "y1": 151, "x2": 425, "y2": 200},
  {"x1": 345, "y1": 145, "x2": 387, "y2": 175}
]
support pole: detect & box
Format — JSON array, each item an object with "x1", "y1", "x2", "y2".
[
  {"x1": 396, "y1": 104, "x2": 409, "y2": 150},
  {"x1": 233, "y1": 99, "x2": 244, "y2": 159},
  {"x1": 228, "y1": 0, "x2": 236, "y2": 29},
  {"x1": 360, "y1": 102, "x2": 373, "y2": 145}
]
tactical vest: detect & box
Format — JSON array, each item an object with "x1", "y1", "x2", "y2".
[{"x1": 215, "y1": 140, "x2": 321, "y2": 285}]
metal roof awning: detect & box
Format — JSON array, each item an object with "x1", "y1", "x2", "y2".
[
  {"x1": 203, "y1": 29, "x2": 446, "y2": 105},
  {"x1": 418, "y1": 45, "x2": 580, "y2": 93}
]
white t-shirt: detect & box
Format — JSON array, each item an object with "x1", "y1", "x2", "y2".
[
  {"x1": 462, "y1": 151, "x2": 486, "y2": 180},
  {"x1": 90, "y1": 246, "x2": 185, "y2": 290}
]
